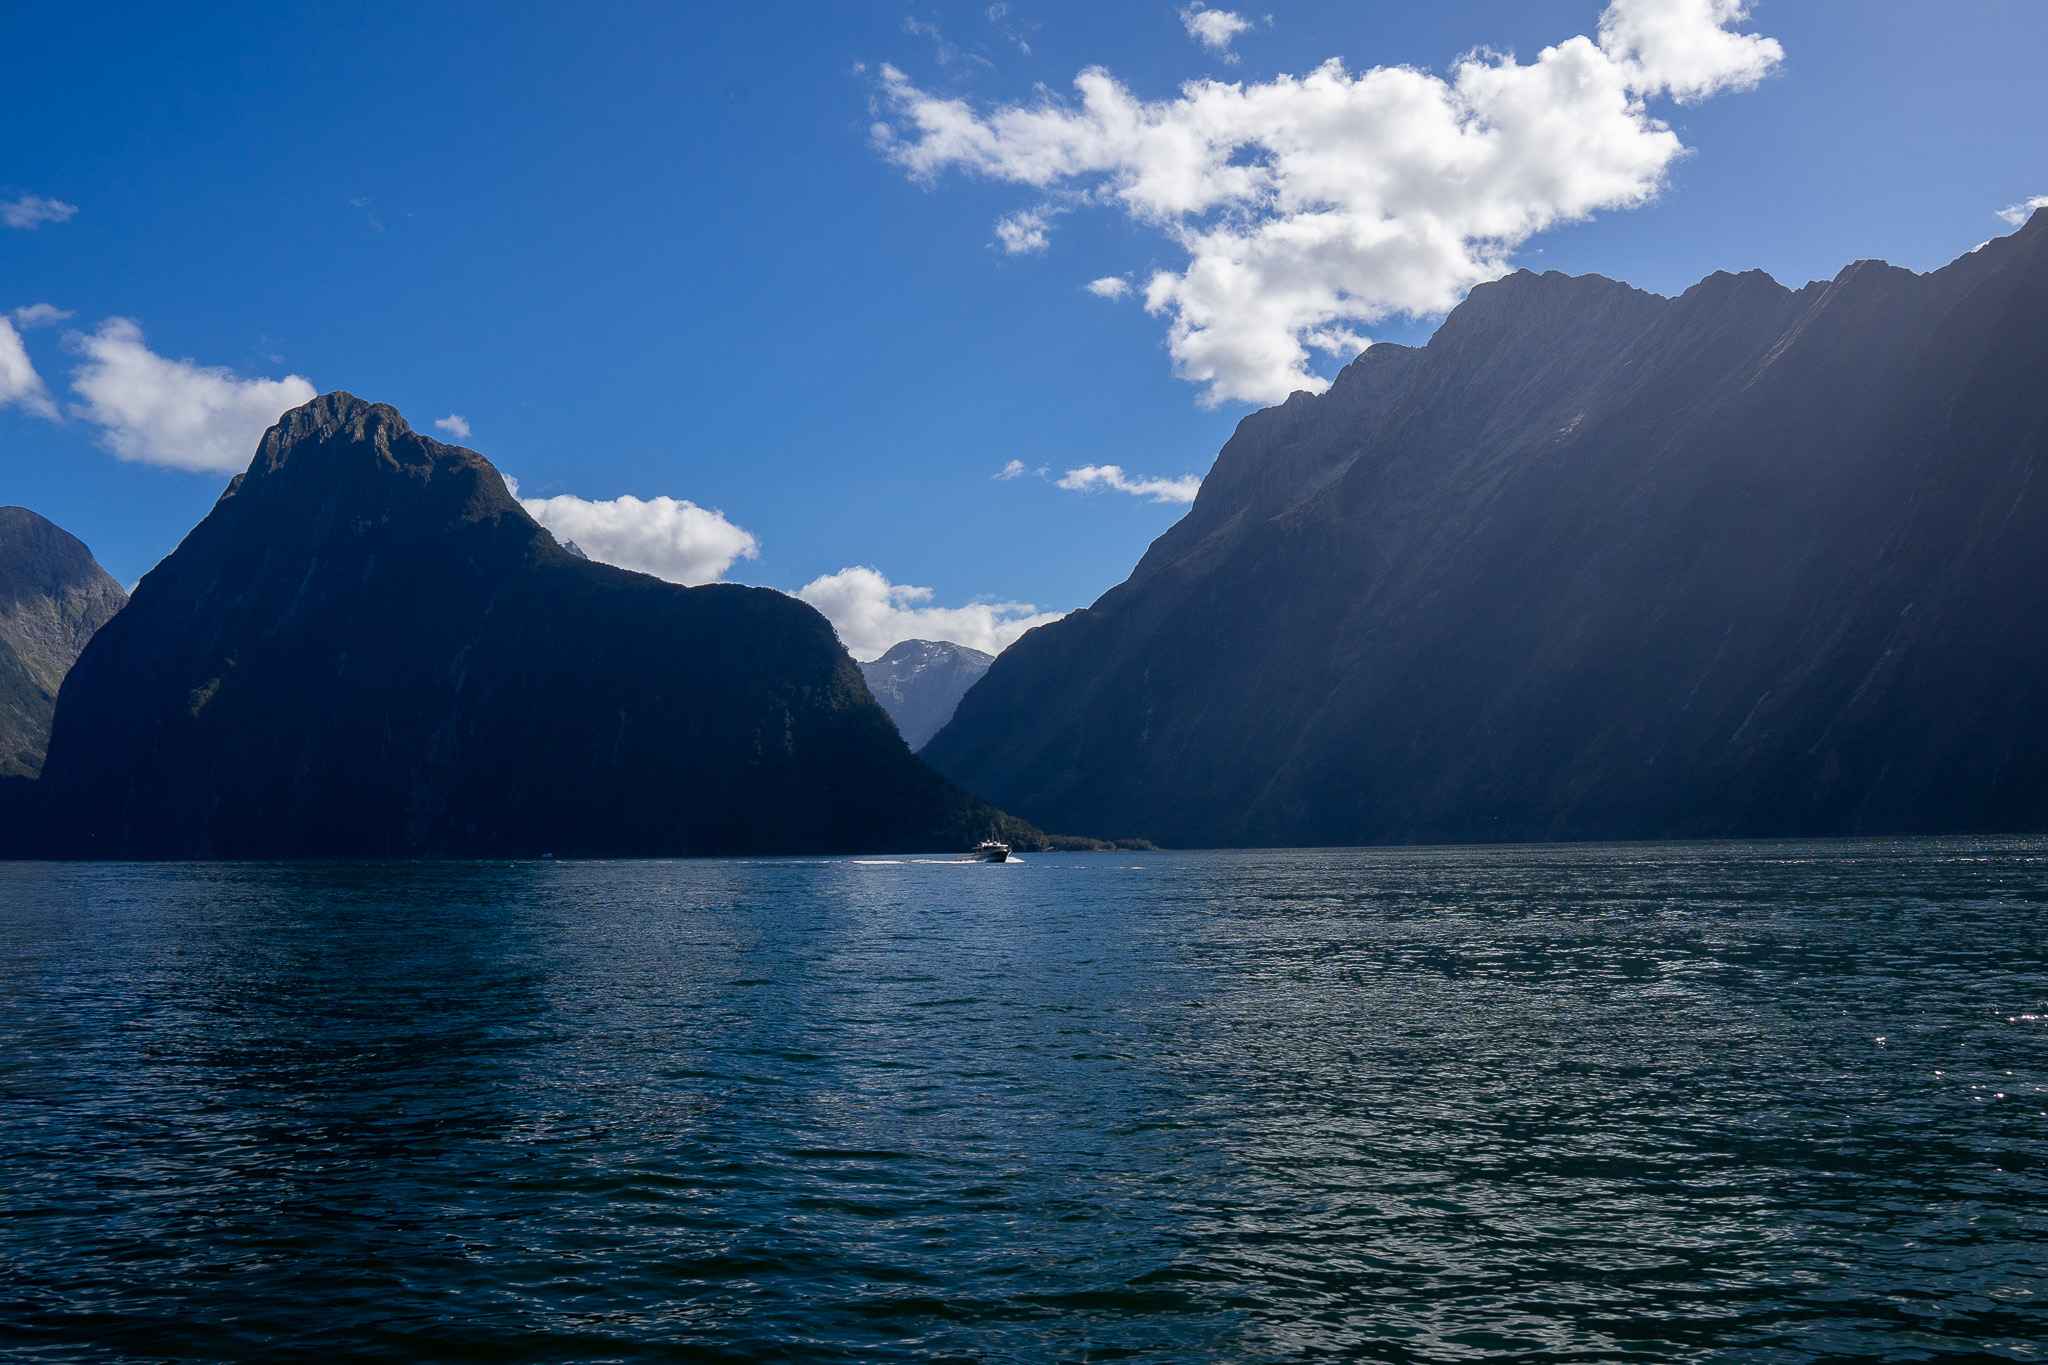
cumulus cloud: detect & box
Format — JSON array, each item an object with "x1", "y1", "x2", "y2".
[
  {"x1": 1086, "y1": 276, "x2": 1132, "y2": 299},
  {"x1": 1181, "y1": 6, "x2": 1252, "y2": 61},
  {"x1": 872, "y1": 0, "x2": 1782, "y2": 405},
  {"x1": 1, "y1": 195, "x2": 77, "y2": 230},
  {"x1": 796, "y1": 565, "x2": 1065, "y2": 661},
  {"x1": 513, "y1": 484, "x2": 759, "y2": 586},
  {"x1": 434, "y1": 413, "x2": 472, "y2": 439},
  {"x1": 9, "y1": 303, "x2": 73, "y2": 329},
  {"x1": 1997, "y1": 195, "x2": 2048, "y2": 227},
  {"x1": 0, "y1": 319, "x2": 59, "y2": 420},
  {"x1": 67, "y1": 319, "x2": 316, "y2": 471},
  {"x1": 1056, "y1": 464, "x2": 1202, "y2": 504},
  {"x1": 1596, "y1": 0, "x2": 1783, "y2": 102},
  {"x1": 994, "y1": 206, "x2": 1056, "y2": 254},
  {"x1": 995, "y1": 458, "x2": 1028, "y2": 479}
]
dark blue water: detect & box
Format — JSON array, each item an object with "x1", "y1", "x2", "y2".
[{"x1": 2, "y1": 841, "x2": 2044, "y2": 1361}]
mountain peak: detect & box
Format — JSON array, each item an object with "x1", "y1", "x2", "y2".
[
  {"x1": 876, "y1": 638, "x2": 994, "y2": 667},
  {"x1": 862, "y1": 639, "x2": 996, "y2": 751},
  {"x1": 0, "y1": 507, "x2": 115, "y2": 607},
  {"x1": 1428, "y1": 267, "x2": 1660, "y2": 356},
  {"x1": 230, "y1": 394, "x2": 523, "y2": 534},
  {"x1": 245, "y1": 391, "x2": 419, "y2": 483},
  {"x1": 1681, "y1": 267, "x2": 1787, "y2": 298},
  {"x1": 1468, "y1": 267, "x2": 1641, "y2": 302},
  {"x1": 269, "y1": 391, "x2": 410, "y2": 447}
]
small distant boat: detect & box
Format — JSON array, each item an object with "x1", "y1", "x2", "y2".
[{"x1": 974, "y1": 839, "x2": 1010, "y2": 863}]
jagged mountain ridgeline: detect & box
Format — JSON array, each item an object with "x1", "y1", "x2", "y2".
[
  {"x1": 925, "y1": 212, "x2": 2048, "y2": 846},
  {"x1": 0, "y1": 508, "x2": 127, "y2": 780},
  {"x1": 33, "y1": 394, "x2": 1028, "y2": 857},
  {"x1": 860, "y1": 640, "x2": 995, "y2": 751}
]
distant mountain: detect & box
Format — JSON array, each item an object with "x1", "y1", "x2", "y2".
[
  {"x1": 925, "y1": 212, "x2": 2048, "y2": 846},
  {"x1": 0, "y1": 508, "x2": 126, "y2": 779},
  {"x1": 34, "y1": 394, "x2": 1031, "y2": 857},
  {"x1": 859, "y1": 639, "x2": 995, "y2": 750}
]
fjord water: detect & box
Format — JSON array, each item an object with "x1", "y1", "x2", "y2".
[{"x1": 2, "y1": 844, "x2": 2043, "y2": 1361}]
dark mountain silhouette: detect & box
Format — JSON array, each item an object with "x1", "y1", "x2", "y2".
[
  {"x1": 859, "y1": 639, "x2": 995, "y2": 750},
  {"x1": 925, "y1": 212, "x2": 2048, "y2": 847},
  {"x1": 0, "y1": 507, "x2": 127, "y2": 779},
  {"x1": 32, "y1": 394, "x2": 1031, "y2": 857}
]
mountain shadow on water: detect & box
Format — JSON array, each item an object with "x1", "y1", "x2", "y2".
[
  {"x1": 31, "y1": 394, "x2": 1032, "y2": 858},
  {"x1": 924, "y1": 211, "x2": 2048, "y2": 847}
]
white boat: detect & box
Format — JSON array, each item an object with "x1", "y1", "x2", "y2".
[{"x1": 974, "y1": 839, "x2": 1010, "y2": 862}]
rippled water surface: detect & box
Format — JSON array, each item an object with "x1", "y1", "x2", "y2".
[{"x1": 2, "y1": 841, "x2": 2045, "y2": 1361}]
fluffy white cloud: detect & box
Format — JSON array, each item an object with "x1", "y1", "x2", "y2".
[
  {"x1": 0, "y1": 319, "x2": 59, "y2": 420},
  {"x1": 1997, "y1": 195, "x2": 2048, "y2": 227},
  {"x1": 872, "y1": 0, "x2": 1782, "y2": 405},
  {"x1": 9, "y1": 303, "x2": 73, "y2": 329},
  {"x1": 995, "y1": 458, "x2": 1028, "y2": 479},
  {"x1": 1181, "y1": 6, "x2": 1252, "y2": 61},
  {"x1": 994, "y1": 206, "x2": 1056, "y2": 254},
  {"x1": 67, "y1": 319, "x2": 316, "y2": 471},
  {"x1": 513, "y1": 484, "x2": 759, "y2": 586},
  {"x1": 1056, "y1": 464, "x2": 1202, "y2": 504},
  {"x1": 1, "y1": 195, "x2": 77, "y2": 230},
  {"x1": 1086, "y1": 275, "x2": 1132, "y2": 299},
  {"x1": 434, "y1": 413, "x2": 472, "y2": 439},
  {"x1": 796, "y1": 565, "x2": 1065, "y2": 661},
  {"x1": 1596, "y1": 0, "x2": 1783, "y2": 102}
]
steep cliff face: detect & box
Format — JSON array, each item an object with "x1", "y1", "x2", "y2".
[
  {"x1": 859, "y1": 639, "x2": 995, "y2": 750},
  {"x1": 0, "y1": 507, "x2": 127, "y2": 778},
  {"x1": 37, "y1": 394, "x2": 1022, "y2": 857},
  {"x1": 925, "y1": 213, "x2": 2048, "y2": 846}
]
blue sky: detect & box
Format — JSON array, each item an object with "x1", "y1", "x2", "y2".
[{"x1": 3, "y1": 0, "x2": 2043, "y2": 657}]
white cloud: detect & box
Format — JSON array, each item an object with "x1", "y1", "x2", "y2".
[
  {"x1": 434, "y1": 413, "x2": 472, "y2": 439},
  {"x1": 1303, "y1": 325, "x2": 1370, "y2": 359},
  {"x1": 872, "y1": 0, "x2": 1782, "y2": 406},
  {"x1": 514, "y1": 485, "x2": 759, "y2": 586},
  {"x1": 797, "y1": 565, "x2": 1065, "y2": 661},
  {"x1": 1056, "y1": 464, "x2": 1202, "y2": 504},
  {"x1": 1596, "y1": 0, "x2": 1784, "y2": 102},
  {"x1": 994, "y1": 206, "x2": 1056, "y2": 254},
  {"x1": 1997, "y1": 195, "x2": 2048, "y2": 227},
  {"x1": 66, "y1": 319, "x2": 316, "y2": 471},
  {"x1": 9, "y1": 303, "x2": 73, "y2": 329},
  {"x1": 1181, "y1": 6, "x2": 1252, "y2": 61},
  {"x1": 1, "y1": 195, "x2": 77, "y2": 230},
  {"x1": 0, "y1": 319, "x2": 59, "y2": 420},
  {"x1": 995, "y1": 458, "x2": 1028, "y2": 479},
  {"x1": 1086, "y1": 275, "x2": 1132, "y2": 299}
]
